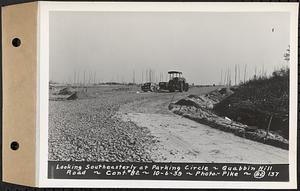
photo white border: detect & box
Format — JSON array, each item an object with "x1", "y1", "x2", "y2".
[{"x1": 37, "y1": 1, "x2": 299, "y2": 188}]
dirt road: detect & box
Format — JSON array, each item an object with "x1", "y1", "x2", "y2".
[{"x1": 118, "y1": 88, "x2": 288, "y2": 164}]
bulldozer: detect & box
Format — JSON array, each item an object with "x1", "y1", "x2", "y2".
[{"x1": 159, "y1": 71, "x2": 189, "y2": 92}]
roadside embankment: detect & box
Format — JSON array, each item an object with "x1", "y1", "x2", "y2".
[{"x1": 169, "y1": 88, "x2": 289, "y2": 150}]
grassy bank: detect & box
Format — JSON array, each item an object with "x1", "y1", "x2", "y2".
[{"x1": 214, "y1": 67, "x2": 289, "y2": 139}]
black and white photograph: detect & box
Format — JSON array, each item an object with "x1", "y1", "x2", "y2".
[{"x1": 43, "y1": 2, "x2": 297, "y2": 188}]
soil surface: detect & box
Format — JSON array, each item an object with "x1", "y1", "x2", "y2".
[
  {"x1": 49, "y1": 85, "x2": 288, "y2": 163},
  {"x1": 118, "y1": 88, "x2": 288, "y2": 164}
]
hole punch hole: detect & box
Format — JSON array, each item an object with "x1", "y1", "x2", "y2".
[
  {"x1": 10, "y1": 141, "x2": 19, "y2": 151},
  {"x1": 12, "y1": 38, "x2": 21, "y2": 47}
]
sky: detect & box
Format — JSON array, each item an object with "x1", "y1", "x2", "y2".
[{"x1": 50, "y1": 11, "x2": 290, "y2": 85}]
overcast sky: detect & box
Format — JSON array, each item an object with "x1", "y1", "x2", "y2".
[{"x1": 50, "y1": 11, "x2": 290, "y2": 85}]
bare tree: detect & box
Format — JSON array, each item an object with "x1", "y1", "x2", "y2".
[
  {"x1": 220, "y1": 69, "x2": 223, "y2": 85},
  {"x1": 238, "y1": 65, "x2": 240, "y2": 84},
  {"x1": 243, "y1": 64, "x2": 247, "y2": 83},
  {"x1": 234, "y1": 65, "x2": 237, "y2": 85},
  {"x1": 284, "y1": 45, "x2": 290, "y2": 62}
]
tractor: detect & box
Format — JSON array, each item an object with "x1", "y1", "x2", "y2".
[{"x1": 159, "y1": 71, "x2": 189, "y2": 92}]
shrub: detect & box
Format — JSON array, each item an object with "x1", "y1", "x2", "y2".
[{"x1": 214, "y1": 67, "x2": 289, "y2": 139}]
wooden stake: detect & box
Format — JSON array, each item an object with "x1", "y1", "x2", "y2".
[{"x1": 264, "y1": 115, "x2": 273, "y2": 141}]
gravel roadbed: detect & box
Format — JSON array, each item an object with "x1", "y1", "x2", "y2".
[{"x1": 49, "y1": 92, "x2": 155, "y2": 162}]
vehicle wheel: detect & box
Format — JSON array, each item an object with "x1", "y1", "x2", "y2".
[
  {"x1": 179, "y1": 83, "x2": 183, "y2": 92},
  {"x1": 184, "y1": 83, "x2": 189, "y2": 91}
]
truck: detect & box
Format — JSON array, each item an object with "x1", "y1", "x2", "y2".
[{"x1": 141, "y1": 82, "x2": 158, "y2": 92}]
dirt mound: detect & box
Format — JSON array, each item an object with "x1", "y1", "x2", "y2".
[
  {"x1": 205, "y1": 87, "x2": 234, "y2": 103},
  {"x1": 176, "y1": 95, "x2": 214, "y2": 110},
  {"x1": 50, "y1": 87, "x2": 78, "y2": 101},
  {"x1": 181, "y1": 88, "x2": 233, "y2": 110},
  {"x1": 214, "y1": 68, "x2": 289, "y2": 139},
  {"x1": 169, "y1": 85, "x2": 289, "y2": 150},
  {"x1": 57, "y1": 87, "x2": 74, "y2": 95},
  {"x1": 66, "y1": 92, "x2": 78, "y2": 100},
  {"x1": 49, "y1": 93, "x2": 77, "y2": 101},
  {"x1": 175, "y1": 99, "x2": 201, "y2": 108}
]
